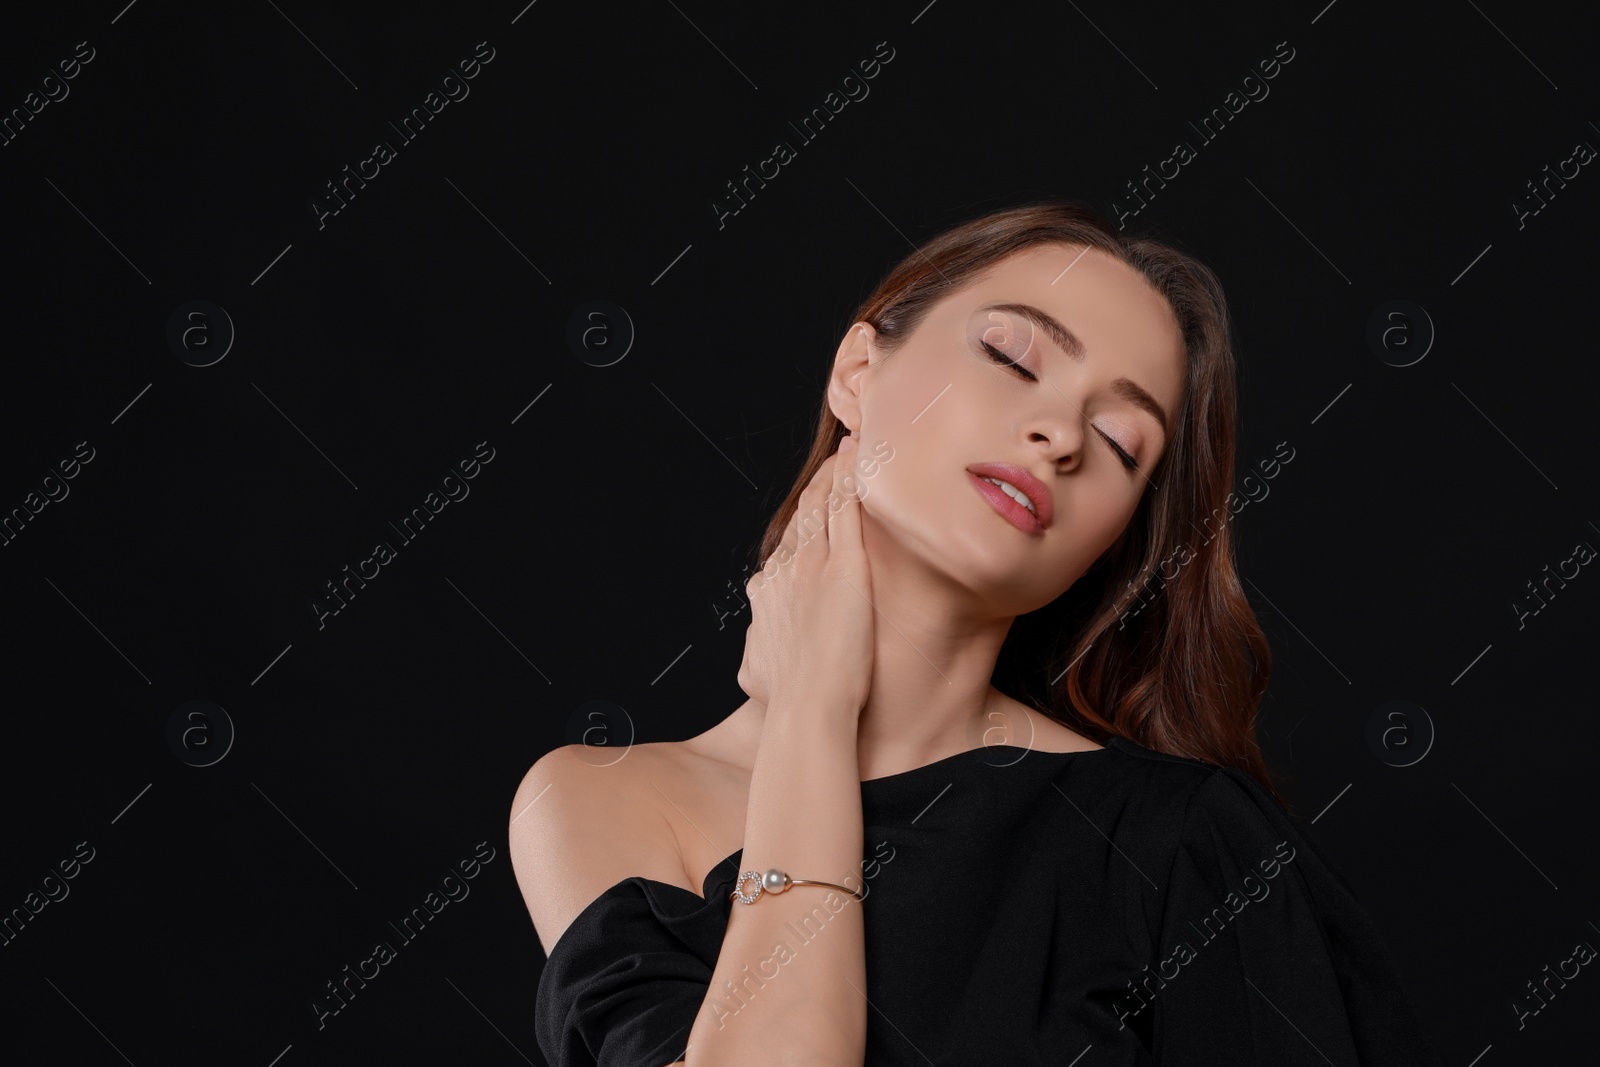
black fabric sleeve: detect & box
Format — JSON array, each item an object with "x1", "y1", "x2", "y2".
[
  {"x1": 1146, "y1": 768, "x2": 1448, "y2": 1066},
  {"x1": 534, "y1": 877, "x2": 730, "y2": 1067}
]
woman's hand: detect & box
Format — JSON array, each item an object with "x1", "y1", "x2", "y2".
[{"x1": 737, "y1": 433, "x2": 876, "y2": 722}]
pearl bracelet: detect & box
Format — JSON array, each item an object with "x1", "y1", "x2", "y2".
[{"x1": 730, "y1": 867, "x2": 867, "y2": 905}]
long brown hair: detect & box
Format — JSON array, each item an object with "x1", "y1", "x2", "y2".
[{"x1": 754, "y1": 200, "x2": 1283, "y2": 805}]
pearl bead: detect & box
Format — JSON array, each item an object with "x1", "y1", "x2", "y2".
[{"x1": 762, "y1": 868, "x2": 789, "y2": 894}]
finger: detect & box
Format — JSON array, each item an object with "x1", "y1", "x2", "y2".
[
  {"x1": 792, "y1": 439, "x2": 850, "y2": 562},
  {"x1": 772, "y1": 448, "x2": 839, "y2": 571},
  {"x1": 826, "y1": 435, "x2": 865, "y2": 562},
  {"x1": 764, "y1": 464, "x2": 825, "y2": 574}
]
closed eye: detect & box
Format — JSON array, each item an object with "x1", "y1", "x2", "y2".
[
  {"x1": 1101, "y1": 433, "x2": 1139, "y2": 472},
  {"x1": 979, "y1": 340, "x2": 1141, "y2": 472},
  {"x1": 980, "y1": 338, "x2": 1036, "y2": 380}
]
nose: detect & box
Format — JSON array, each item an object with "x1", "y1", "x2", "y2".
[{"x1": 1026, "y1": 416, "x2": 1082, "y2": 472}]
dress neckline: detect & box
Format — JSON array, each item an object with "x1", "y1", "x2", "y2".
[
  {"x1": 541, "y1": 738, "x2": 1124, "y2": 964},
  {"x1": 859, "y1": 737, "x2": 1119, "y2": 785},
  {"x1": 698, "y1": 738, "x2": 1124, "y2": 897}
]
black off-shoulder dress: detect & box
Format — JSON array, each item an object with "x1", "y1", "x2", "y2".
[{"x1": 533, "y1": 735, "x2": 1448, "y2": 1066}]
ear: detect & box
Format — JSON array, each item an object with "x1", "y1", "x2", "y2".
[{"x1": 826, "y1": 322, "x2": 875, "y2": 431}]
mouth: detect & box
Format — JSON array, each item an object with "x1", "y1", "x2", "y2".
[{"x1": 966, "y1": 462, "x2": 1054, "y2": 533}]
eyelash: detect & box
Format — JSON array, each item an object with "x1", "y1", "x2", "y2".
[{"x1": 979, "y1": 340, "x2": 1140, "y2": 472}]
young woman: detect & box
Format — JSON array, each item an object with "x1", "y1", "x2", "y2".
[{"x1": 511, "y1": 202, "x2": 1448, "y2": 1066}]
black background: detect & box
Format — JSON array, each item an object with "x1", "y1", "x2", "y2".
[{"x1": 2, "y1": 0, "x2": 1596, "y2": 1063}]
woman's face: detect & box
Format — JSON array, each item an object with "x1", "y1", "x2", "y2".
[{"x1": 832, "y1": 243, "x2": 1187, "y2": 616}]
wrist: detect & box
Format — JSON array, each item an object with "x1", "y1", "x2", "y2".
[{"x1": 760, "y1": 696, "x2": 861, "y2": 743}]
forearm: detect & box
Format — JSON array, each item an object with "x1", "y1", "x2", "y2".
[{"x1": 683, "y1": 703, "x2": 867, "y2": 1066}]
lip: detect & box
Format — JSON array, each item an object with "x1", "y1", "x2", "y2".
[{"x1": 966, "y1": 462, "x2": 1054, "y2": 533}]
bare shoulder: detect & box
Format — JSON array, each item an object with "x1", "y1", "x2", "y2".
[
  {"x1": 990, "y1": 695, "x2": 1105, "y2": 753},
  {"x1": 507, "y1": 742, "x2": 694, "y2": 957}
]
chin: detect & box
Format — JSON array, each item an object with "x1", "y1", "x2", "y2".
[
  {"x1": 871, "y1": 492, "x2": 1069, "y2": 600},
  {"x1": 938, "y1": 524, "x2": 1060, "y2": 607}
]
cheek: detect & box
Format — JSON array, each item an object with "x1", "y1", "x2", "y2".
[
  {"x1": 869, "y1": 385, "x2": 961, "y2": 454},
  {"x1": 1083, "y1": 490, "x2": 1136, "y2": 548},
  {"x1": 857, "y1": 364, "x2": 968, "y2": 508},
  {"x1": 1042, "y1": 487, "x2": 1141, "y2": 581},
  {"x1": 850, "y1": 442, "x2": 931, "y2": 520}
]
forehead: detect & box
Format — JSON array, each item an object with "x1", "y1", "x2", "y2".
[{"x1": 950, "y1": 244, "x2": 1185, "y2": 403}]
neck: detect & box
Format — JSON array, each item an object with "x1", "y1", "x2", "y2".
[{"x1": 747, "y1": 508, "x2": 1029, "y2": 780}]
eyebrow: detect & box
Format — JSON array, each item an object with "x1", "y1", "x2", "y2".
[{"x1": 982, "y1": 301, "x2": 1170, "y2": 435}]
